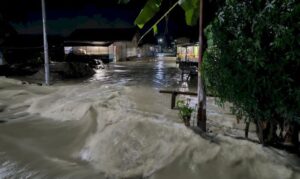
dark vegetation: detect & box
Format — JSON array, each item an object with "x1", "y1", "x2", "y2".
[{"x1": 203, "y1": 0, "x2": 300, "y2": 151}]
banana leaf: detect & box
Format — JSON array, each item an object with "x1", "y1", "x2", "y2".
[
  {"x1": 134, "y1": 0, "x2": 200, "y2": 30},
  {"x1": 134, "y1": 0, "x2": 162, "y2": 28}
]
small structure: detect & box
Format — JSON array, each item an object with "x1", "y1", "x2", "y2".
[
  {"x1": 176, "y1": 43, "x2": 199, "y2": 62},
  {"x1": 176, "y1": 41, "x2": 199, "y2": 80},
  {"x1": 65, "y1": 28, "x2": 138, "y2": 63}
]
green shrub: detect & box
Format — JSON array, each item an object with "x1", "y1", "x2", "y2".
[
  {"x1": 177, "y1": 99, "x2": 194, "y2": 126},
  {"x1": 203, "y1": 0, "x2": 300, "y2": 144}
]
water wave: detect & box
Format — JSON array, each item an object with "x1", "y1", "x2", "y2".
[{"x1": 0, "y1": 77, "x2": 299, "y2": 179}]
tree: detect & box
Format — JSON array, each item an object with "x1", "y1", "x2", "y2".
[{"x1": 203, "y1": 0, "x2": 300, "y2": 147}]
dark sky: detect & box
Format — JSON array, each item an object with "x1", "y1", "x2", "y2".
[
  {"x1": 0, "y1": 0, "x2": 199, "y2": 39},
  {"x1": 0, "y1": 0, "x2": 144, "y2": 22}
]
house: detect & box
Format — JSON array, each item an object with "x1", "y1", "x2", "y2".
[{"x1": 65, "y1": 28, "x2": 138, "y2": 63}]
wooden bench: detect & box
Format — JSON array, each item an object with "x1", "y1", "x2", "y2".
[{"x1": 159, "y1": 90, "x2": 197, "y2": 109}]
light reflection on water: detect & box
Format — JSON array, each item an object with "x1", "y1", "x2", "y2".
[
  {"x1": 89, "y1": 58, "x2": 197, "y2": 91},
  {"x1": 89, "y1": 58, "x2": 198, "y2": 117},
  {"x1": 154, "y1": 60, "x2": 164, "y2": 81}
]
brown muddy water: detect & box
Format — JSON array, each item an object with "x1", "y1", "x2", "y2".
[{"x1": 0, "y1": 57, "x2": 300, "y2": 179}]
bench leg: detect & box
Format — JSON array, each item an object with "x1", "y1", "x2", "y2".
[{"x1": 171, "y1": 93, "x2": 177, "y2": 109}]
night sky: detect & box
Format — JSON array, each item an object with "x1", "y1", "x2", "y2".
[{"x1": 0, "y1": 0, "x2": 204, "y2": 40}]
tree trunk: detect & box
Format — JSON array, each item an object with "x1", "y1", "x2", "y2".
[
  {"x1": 197, "y1": 97, "x2": 206, "y2": 131},
  {"x1": 256, "y1": 120, "x2": 277, "y2": 145},
  {"x1": 284, "y1": 121, "x2": 299, "y2": 153},
  {"x1": 291, "y1": 122, "x2": 299, "y2": 154},
  {"x1": 197, "y1": 0, "x2": 207, "y2": 132},
  {"x1": 245, "y1": 121, "x2": 250, "y2": 139}
]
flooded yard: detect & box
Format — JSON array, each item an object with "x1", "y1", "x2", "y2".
[{"x1": 0, "y1": 57, "x2": 299, "y2": 179}]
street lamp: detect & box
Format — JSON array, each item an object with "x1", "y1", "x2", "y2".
[{"x1": 41, "y1": 0, "x2": 50, "y2": 85}]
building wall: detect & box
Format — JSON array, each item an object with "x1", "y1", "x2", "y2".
[
  {"x1": 65, "y1": 46, "x2": 109, "y2": 55},
  {"x1": 113, "y1": 41, "x2": 137, "y2": 62},
  {"x1": 139, "y1": 45, "x2": 155, "y2": 57},
  {"x1": 108, "y1": 45, "x2": 115, "y2": 62},
  {"x1": 113, "y1": 42, "x2": 125, "y2": 62},
  {"x1": 64, "y1": 40, "x2": 138, "y2": 63},
  {"x1": 126, "y1": 42, "x2": 137, "y2": 58},
  {"x1": 86, "y1": 46, "x2": 108, "y2": 55}
]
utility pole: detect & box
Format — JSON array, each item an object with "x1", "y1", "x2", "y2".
[
  {"x1": 41, "y1": 0, "x2": 50, "y2": 85},
  {"x1": 197, "y1": 0, "x2": 207, "y2": 131}
]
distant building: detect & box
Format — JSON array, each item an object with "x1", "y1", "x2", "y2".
[
  {"x1": 65, "y1": 28, "x2": 138, "y2": 63},
  {"x1": 155, "y1": 35, "x2": 176, "y2": 56},
  {"x1": 137, "y1": 34, "x2": 157, "y2": 58}
]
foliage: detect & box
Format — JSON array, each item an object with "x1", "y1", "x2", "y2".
[
  {"x1": 134, "y1": 0, "x2": 163, "y2": 29},
  {"x1": 203, "y1": 0, "x2": 300, "y2": 129},
  {"x1": 134, "y1": 0, "x2": 200, "y2": 31},
  {"x1": 180, "y1": 0, "x2": 199, "y2": 26},
  {"x1": 177, "y1": 99, "x2": 194, "y2": 120}
]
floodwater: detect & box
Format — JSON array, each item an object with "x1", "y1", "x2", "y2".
[{"x1": 0, "y1": 57, "x2": 300, "y2": 179}]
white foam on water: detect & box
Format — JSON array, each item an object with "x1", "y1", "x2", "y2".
[{"x1": 0, "y1": 77, "x2": 299, "y2": 179}]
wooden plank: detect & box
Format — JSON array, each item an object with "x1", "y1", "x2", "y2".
[{"x1": 159, "y1": 90, "x2": 197, "y2": 96}]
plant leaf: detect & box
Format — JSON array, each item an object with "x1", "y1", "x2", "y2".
[
  {"x1": 134, "y1": 0, "x2": 162, "y2": 29},
  {"x1": 179, "y1": 0, "x2": 200, "y2": 26},
  {"x1": 153, "y1": 24, "x2": 158, "y2": 34}
]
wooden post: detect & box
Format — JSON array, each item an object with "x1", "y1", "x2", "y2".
[
  {"x1": 197, "y1": 0, "x2": 207, "y2": 132},
  {"x1": 245, "y1": 122, "x2": 250, "y2": 138},
  {"x1": 185, "y1": 47, "x2": 188, "y2": 61},
  {"x1": 291, "y1": 121, "x2": 299, "y2": 154},
  {"x1": 171, "y1": 92, "x2": 177, "y2": 109}
]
